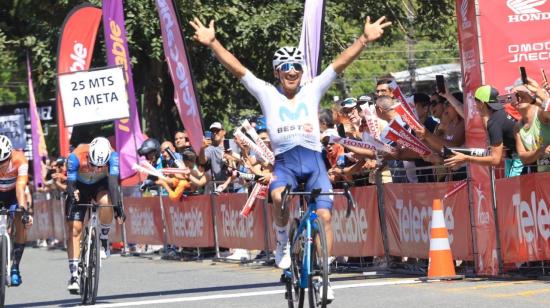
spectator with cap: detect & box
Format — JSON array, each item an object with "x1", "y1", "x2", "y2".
[
  {"x1": 512, "y1": 79, "x2": 550, "y2": 172},
  {"x1": 199, "y1": 122, "x2": 229, "y2": 192},
  {"x1": 445, "y1": 85, "x2": 523, "y2": 177}
]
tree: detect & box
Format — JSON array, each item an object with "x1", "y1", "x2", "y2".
[{"x1": 0, "y1": 0, "x2": 458, "y2": 152}]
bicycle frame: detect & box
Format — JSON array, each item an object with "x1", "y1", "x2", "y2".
[
  {"x1": 82, "y1": 206, "x2": 100, "y2": 280},
  {"x1": 291, "y1": 200, "x2": 319, "y2": 289},
  {"x1": 0, "y1": 213, "x2": 12, "y2": 282}
]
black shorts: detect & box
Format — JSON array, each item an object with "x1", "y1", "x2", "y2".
[
  {"x1": 0, "y1": 190, "x2": 17, "y2": 209},
  {"x1": 66, "y1": 178, "x2": 109, "y2": 221}
]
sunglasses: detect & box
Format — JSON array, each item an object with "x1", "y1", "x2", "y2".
[
  {"x1": 210, "y1": 128, "x2": 221, "y2": 134},
  {"x1": 277, "y1": 62, "x2": 303, "y2": 73},
  {"x1": 322, "y1": 141, "x2": 335, "y2": 147}
]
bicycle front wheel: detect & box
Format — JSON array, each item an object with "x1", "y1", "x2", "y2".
[
  {"x1": 87, "y1": 226, "x2": 100, "y2": 304},
  {"x1": 0, "y1": 235, "x2": 7, "y2": 307},
  {"x1": 287, "y1": 218, "x2": 305, "y2": 308},
  {"x1": 308, "y1": 217, "x2": 328, "y2": 308}
]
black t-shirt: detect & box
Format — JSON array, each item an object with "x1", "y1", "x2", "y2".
[
  {"x1": 415, "y1": 116, "x2": 439, "y2": 168},
  {"x1": 487, "y1": 109, "x2": 517, "y2": 158}
]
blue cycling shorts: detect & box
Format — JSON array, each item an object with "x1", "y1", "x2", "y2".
[{"x1": 270, "y1": 146, "x2": 333, "y2": 210}]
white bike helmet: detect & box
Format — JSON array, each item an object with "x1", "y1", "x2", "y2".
[
  {"x1": 272, "y1": 46, "x2": 304, "y2": 70},
  {"x1": 0, "y1": 135, "x2": 12, "y2": 162},
  {"x1": 88, "y1": 137, "x2": 112, "y2": 167}
]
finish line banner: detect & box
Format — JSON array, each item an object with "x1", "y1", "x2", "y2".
[{"x1": 58, "y1": 66, "x2": 129, "y2": 126}]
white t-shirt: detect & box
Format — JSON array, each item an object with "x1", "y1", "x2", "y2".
[{"x1": 240, "y1": 65, "x2": 337, "y2": 156}]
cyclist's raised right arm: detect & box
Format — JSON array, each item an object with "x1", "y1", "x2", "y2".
[{"x1": 189, "y1": 18, "x2": 247, "y2": 79}]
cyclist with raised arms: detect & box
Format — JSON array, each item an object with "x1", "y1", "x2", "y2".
[
  {"x1": 0, "y1": 135, "x2": 33, "y2": 286},
  {"x1": 190, "y1": 16, "x2": 391, "y2": 300},
  {"x1": 65, "y1": 137, "x2": 125, "y2": 293}
]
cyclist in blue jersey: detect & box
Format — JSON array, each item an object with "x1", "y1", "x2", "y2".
[
  {"x1": 65, "y1": 137, "x2": 125, "y2": 293},
  {"x1": 190, "y1": 16, "x2": 391, "y2": 300}
]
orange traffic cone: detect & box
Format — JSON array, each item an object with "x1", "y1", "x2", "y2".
[{"x1": 422, "y1": 199, "x2": 464, "y2": 281}]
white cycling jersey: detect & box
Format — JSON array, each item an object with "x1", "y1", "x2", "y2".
[{"x1": 240, "y1": 65, "x2": 337, "y2": 156}]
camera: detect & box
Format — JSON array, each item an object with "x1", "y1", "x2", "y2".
[{"x1": 497, "y1": 93, "x2": 517, "y2": 104}]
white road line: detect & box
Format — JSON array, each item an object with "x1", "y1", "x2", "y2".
[{"x1": 91, "y1": 279, "x2": 420, "y2": 308}]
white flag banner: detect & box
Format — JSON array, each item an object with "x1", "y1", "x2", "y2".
[{"x1": 58, "y1": 65, "x2": 129, "y2": 126}]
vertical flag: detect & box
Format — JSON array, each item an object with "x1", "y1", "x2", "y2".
[
  {"x1": 155, "y1": 0, "x2": 203, "y2": 154},
  {"x1": 298, "y1": 0, "x2": 326, "y2": 82},
  {"x1": 56, "y1": 4, "x2": 102, "y2": 156},
  {"x1": 27, "y1": 53, "x2": 48, "y2": 190},
  {"x1": 102, "y1": 0, "x2": 145, "y2": 180}
]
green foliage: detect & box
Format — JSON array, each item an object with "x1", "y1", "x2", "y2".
[{"x1": 0, "y1": 0, "x2": 459, "y2": 146}]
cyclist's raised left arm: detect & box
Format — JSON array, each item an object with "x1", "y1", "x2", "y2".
[
  {"x1": 189, "y1": 18, "x2": 247, "y2": 79},
  {"x1": 332, "y1": 16, "x2": 391, "y2": 74}
]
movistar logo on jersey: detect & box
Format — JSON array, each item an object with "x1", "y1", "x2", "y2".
[{"x1": 279, "y1": 102, "x2": 308, "y2": 121}]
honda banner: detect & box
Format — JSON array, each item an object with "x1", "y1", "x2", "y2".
[
  {"x1": 102, "y1": 0, "x2": 145, "y2": 180},
  {"x1": 164, "y1": 195, "x2": 214, "y2": 248},
  {"x1": 456, "y1": 0, "x2": 498, "y2": 275},
  {"x1": 495, "y1": 173, "x2": 550, "y2": 263},
  {"x1": 383, "y1": 182, "x2": 473, "y2": 261},
  {"x1": 155, "y1": 0, "x2": 204, "y2": 154},
  {"x1": 478, "y1": 0, "x2": 550, "y2": 92},
  {"x1": 56, "y1": 4, "x2": 102, "y2": 156}
]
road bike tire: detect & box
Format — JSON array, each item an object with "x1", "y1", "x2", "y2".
[
  {"x1": 287, "y1": 218, "x2": 304, "y2": 308},
  {"x1": 0, "y1": 235, "x2": 7, "y2": 307},
  {"x1": 87, "y1": 226, "x2": 100, "y2": 305},
  {"x1": 79, "y1": 227, "x2": 89, "y2": 303},
  {"x1": 308, "y1": 217, "x2": 328, "y2": 308}
]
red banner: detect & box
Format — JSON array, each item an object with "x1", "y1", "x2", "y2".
[
  {"x1": 215, "y1": 194, "x2": 267, "y2": 250},
  {"x1": 27, "y1": 199, "x2": 54, "y2": 241},
  {"x1": 456, "y1": 0, "x2": 498, "y2": 275},
  {"x1": 495, "y1": 172, "x2": 550, "y2": 263},
  {"x1": 332, "y1": 186, "x2": 384, "y2": 257},
  {"x1": 164, "y1": 195, "x2": 214, "y2": 248},
  {"x1": 123, "y1": 197, "x2": 164, "y2": 245},
  {"x1": 478, "y1": 0, "x2": 550, "y2": 93},
  {"x1": 383, "y1": 182, "x2": 473, "y2": 260},
  {"x1": 56, "y1": 4, "x2": 102, "y2": 156}
]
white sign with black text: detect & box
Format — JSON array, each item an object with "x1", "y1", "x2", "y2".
[{"x1": 58, "y1": 66, "x2": 129, "y2": 126}]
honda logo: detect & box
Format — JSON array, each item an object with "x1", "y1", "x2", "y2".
[{"x1": 507, "y1": 0, "x2": 550, "y2": 22}]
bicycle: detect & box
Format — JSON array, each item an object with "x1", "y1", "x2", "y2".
[
  {"x1": 71, "y1": 202, "x2": 115, "y2": 305},
  {"x1": 0, "y1": 206, "x2": 27, "y2": 307},
  {"x1": 281, "y1": 183, "x2": 356, "y2": 308}
]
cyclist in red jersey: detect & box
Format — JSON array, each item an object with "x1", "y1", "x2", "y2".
[{"x1": 0, "y1": 135, "x2": 33, "y2": 286}]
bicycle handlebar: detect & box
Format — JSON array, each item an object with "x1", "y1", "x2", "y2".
[
  {"x1": 75, "y1": 203, "x2": 117, "y2": 208},
  {"x1": 280, "y1": 183, "x2": 357, "y2": 218}
]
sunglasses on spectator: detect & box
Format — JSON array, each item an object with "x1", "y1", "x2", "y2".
[
  {"x1": 322, "y1": 141, "x2": 335, "y2": 147},
  {"x1": 210, "y1": 128, "x2": 221, "y2": 134},
  {"x1": 277, "y1": 62, "x2": 303, "y2": 73}
]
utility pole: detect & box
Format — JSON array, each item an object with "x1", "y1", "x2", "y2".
[{"x1": 405, "y1": 0, "x2": 417, "y2": 94}]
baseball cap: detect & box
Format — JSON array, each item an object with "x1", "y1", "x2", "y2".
[
  {"x1": 340, "y1": 97, "x2": 357, "y2": 108},
  {"x1": 474, "y1": 85, "x2": 503, "y2": 110},
  {"x1": 321, "y1": 128, "x2": 339, "y2": 141},
  {"x1": 358, "y1": 94, "x2": 374, "y2": 103},
  {"x1": 209, "y1": 122, "x2": 223, "y2": 130}
]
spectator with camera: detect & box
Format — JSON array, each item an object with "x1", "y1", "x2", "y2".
[
  {"x1": 444, "y1": 85, "x2": 523, "y2": 177},
  {"x1": 512, "y1": 79, "x2": 550, "y2": 172},
  {"x1": 199, "y1": 122, "x2": 230, "y2": 193}
]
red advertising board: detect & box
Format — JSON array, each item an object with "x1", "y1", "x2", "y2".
[
  {"x1": 456, "y1": 0, "x2": 498, "y2": 275},
  {"x1": 495, "y1": 172, "x2": 550, "y2": 263},
  {"x1": 383, "y1": 182, "x2": 473, "y2": 260},
  {"x1": 478, "y1": 0, "x2": 550, "y2": 93},
  {"x1": 164, "y1": 195, "x2": 214, "y2": 248},
  {"x1": 214, "y1": 194, "x2": 267, "y2": 250},
  {"x1": 123, "y1": 197, "x2": 164, "y2": 245}
]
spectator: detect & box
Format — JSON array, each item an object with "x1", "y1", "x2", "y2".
[
  {"x1": 412, "y1": 93, "x2": 438, "y2": 182},
  {"x1": 199, "y1": 122, "x2": 229, "y2": 192},
  {"x1": 512, "y1": 81, "x2": 550, "y2": 172},
  {"x1": 174, "y1": 131, "x2": 192, "y2": 154},
  {"x1": 319, "y1": 108, "x2": 335, "y2": 133},
  {"x1": 444, "y1": 85, "x2": 523, "y2": 177},
  {"x1": 376, "y1": 95, "x2": 418, "y2": 183},
  {"x1": 375, "y1": 79, "x2": 393, "y2": 98},
  {"x1": 181, "y1": 150, "x2": 208, "y2": 191},
  {"x1": 430, "y1": 93, "x2": 447, "y2": 120},
  {"x1": 159, "y1": 141, "x2": 183, "y2": 168},
  {"x1": 137, "y1": 138, "x2": 162, "y2": 193}
]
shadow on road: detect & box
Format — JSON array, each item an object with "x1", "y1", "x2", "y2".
[{"x1": 10, "y1": 281, "x2": 283, "y2": 307}]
